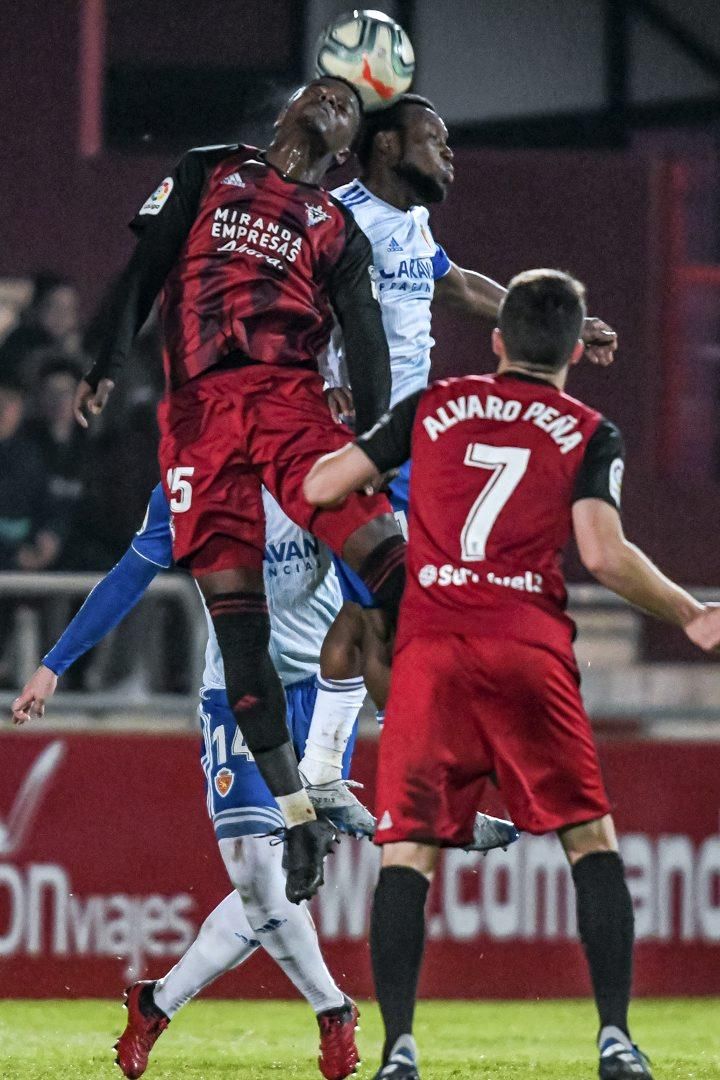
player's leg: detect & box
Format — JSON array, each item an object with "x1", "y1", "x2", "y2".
[
  {"x1": 220, "y1": 834, "x2": 360, "y2": 1080},
  {"x1": 198, "y1": 567, "x2": 336, "y2": 904},
  {"x1": 370, "y1": 637, "x2": 489, "y2": 1079},
  {"x1": 560, "y1": 816, "x2": 652, "y2": 1080},
  {"x1": 291, "y1": 669, "x2": 373, "y2": 836},
  {"x1": 471, "y1": 636, "x2": 651, "y2": 1080},
  {"x1": 370, "y1": 841, "x2": 438, "y2": 1080},
  {"x1": 299, "y1": 602, "x2": 367, "y2": 787}
]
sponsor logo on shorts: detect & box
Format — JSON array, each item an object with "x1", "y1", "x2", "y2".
[
  {"x1": 138, "y1": 177, "x2": 174, "y2": 216},
  {"x1": 214, "y1": 767, "x2": 234, "y2": 797}
]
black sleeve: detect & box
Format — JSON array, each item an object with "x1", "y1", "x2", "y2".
[
  {"x1": 572, "y1": 417, "x2": 625, "y2": 511},
  {"x1": 326, "y1": 209, "x2": 391, "y2": 434},
  {"x1": 357, "y1": 390, "x2": 423, "y2": 473},
  {"x1": 83, "y1": 149, "x2": 209, "y2": 389}
]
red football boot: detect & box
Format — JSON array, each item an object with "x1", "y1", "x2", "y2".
[
  {"x1": 114, "y1": 981, "x2": 169, "y2": 1079},
  {"x1": 317, "y1": 997, "x2": 360, "y2": 1079}
]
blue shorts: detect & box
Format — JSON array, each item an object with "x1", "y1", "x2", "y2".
[
  {"x1": 333, "y1": 459, "x2": 410, "y2": 608},
  {"x1": 199, "y1": 677, "x2": 358, "y2": 840}
]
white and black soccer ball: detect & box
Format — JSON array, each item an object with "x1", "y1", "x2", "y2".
[{"x1": 315, "y1": 9, "x2": 415, "y2": 110}]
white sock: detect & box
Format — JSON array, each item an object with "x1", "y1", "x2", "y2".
[
  {"x1": 153, "y1": 891, "x2": 258, "y2": 1017},
  {"x1": 219, "y1": 835, "x2": 345, "y2": 1013},
  {"x1": 299, "y1": 676, "x2": 366, "y2": 786}
]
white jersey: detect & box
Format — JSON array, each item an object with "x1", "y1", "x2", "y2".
[
  {"x1": 201, "y1": 490, "x2": 342, "y2": 691},
  {"x1": 323, "y1": 180, "x2": 451, "y2": 406}
]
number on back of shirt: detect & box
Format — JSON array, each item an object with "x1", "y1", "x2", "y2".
[
  {"x1": 460, "y1": 443, "x2": 530, "y2": 561},
  {"x1": 211, "y1": 723, "x2": 254, "y2": 764},
  {"x1": 166, "y1": 467, "x2": 195, "y2": 512}
]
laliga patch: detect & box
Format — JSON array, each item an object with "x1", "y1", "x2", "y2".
[
  {"x1": 305, "y1": 202, "x2": 331, "y2": 227},
  {"x1": 138, "y1": 176, "x2": 174, "y2": 216},
  {"x1": 609, "y1": 457, "x2": 624, "y2": 507},
  {"x1": 214, "y1": 767, "x2": 234, "y2": 797}
]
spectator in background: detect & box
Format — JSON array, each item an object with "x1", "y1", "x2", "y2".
[
  {"x1": 23, "y1": 359, "x2": 86, "y2": 568},
  {"x1": 0, "y1": 273, "x2": 82, "y2": 385},
  {"x1": 0, "y1": 375, "x2": 58, "y2": 571}
]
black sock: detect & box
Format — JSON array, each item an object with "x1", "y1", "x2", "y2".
[
  {"x1": 370, "y1": 866, "x2": 430, "y2": 1062},
  {"x1": 209, "y1": 595, "x2": 300, "y2": 797},
  {"x1": 357, "y1": 536, "x2": 406, "y2": 626},
  {"x1": 572, "y1": 851, "x2": 634, "y2": 1036}
]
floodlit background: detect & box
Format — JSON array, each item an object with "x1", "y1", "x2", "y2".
[{"x1": 1, "y1": 0, "x2": 720, "y2": 1015}]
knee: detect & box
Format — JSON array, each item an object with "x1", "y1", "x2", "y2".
[
  {"x1": 381, "y1": 841, "x2": 438, "y2": 881},
  {"x1": 320, "y1": 603, "x2": 365, "y2": 679},
  {"x1": 560, "y1": 814, "x2": 619, "y2": 867}
]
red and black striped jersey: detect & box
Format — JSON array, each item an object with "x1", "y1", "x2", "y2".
[{"x1": 86, "y1": 145, "x2": 390, "y2": 433}]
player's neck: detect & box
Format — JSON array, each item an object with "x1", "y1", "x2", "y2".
[
  {"x1": 497, "y1": 360, "x2": 568, "y2": 391},
  {"x1": 265, "y1": 134, "x2": 335, "y2": 186},
  {"x1": 361, "y1": 170, "x2": 415, "y2": 211}
]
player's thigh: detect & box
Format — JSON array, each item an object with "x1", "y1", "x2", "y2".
[
  {"x1": 465, "y1": 637, "x2": 611, "y2": 836},
  {"x1": 158, "y1": 376, "x2": 265, "y2": 574},
  {"x1": 198, "y1": 689, "x2": 285, "y2": 839},
  {"x1": 375, "y1": 635, "x2": 492, "y2": 848},
  {"x1": 248, "y1": 368, "x2": 394, "y2": 557}
]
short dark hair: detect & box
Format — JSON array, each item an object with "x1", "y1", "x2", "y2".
[
  {"x1": 308, "y1": 75, "x2": 365, "y2": 116},
  {"x1": 356, "y1": 93, "x2": 437, "y2": 168},
  {"x1": 498, "y1": 269, "x2": 587, "y2": 371}
]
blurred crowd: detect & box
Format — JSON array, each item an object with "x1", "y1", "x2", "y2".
[{"x1": 0, "y1": 273, "x2": 185, "y2": 694}]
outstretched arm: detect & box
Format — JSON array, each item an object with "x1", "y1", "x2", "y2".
[
  {"x1": 11, "y1": 548, "x2": 160, "y2": 723},
  {"x1": 304, "y1": 390, "x2": 421, "y2": 507},
  {"x1": 11, "y1": 485, "x2": 173, "y2": 722},
  {"x1": 435, "y1": 262, "x2": 617, "y2": 366}
]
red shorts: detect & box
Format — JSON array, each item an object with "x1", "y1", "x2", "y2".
[
  {"x1": 375, "y1": 634, "x2": 610, "y2": 844},
  {"x1": 157, "y1": 365, "x2": 392, "y2": 574}
]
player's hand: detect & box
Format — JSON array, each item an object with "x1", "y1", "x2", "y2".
[
  {"x1": 11, "y1": 665, "x2": 58, "y2": 725},
  {"x1": 582, "y1": 317, "x2": 617, "y2": 367},
  {"x1": 685, "y1": 603, "x2": 720, "y2": 652},
  {"x1": 325, "y1": 387, "x2": 355, "y2": 425},
  {"x1": 73, "y1": 377, "x2": 115, "y2": 428}
]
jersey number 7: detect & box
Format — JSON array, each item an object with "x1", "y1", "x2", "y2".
[{"x1": 460, "y1": 443, "x2": 530, "y2": 561}]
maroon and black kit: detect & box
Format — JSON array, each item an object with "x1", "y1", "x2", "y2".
[
  {"x1": 356, "y1": 372, "x2": 625, "y2": 841},
  {"x1": 86, "y1": 145, "x2": 393, "y2": 573}
]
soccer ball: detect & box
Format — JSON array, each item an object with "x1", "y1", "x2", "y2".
[{"x1": 315, "y1": 9, "x2": 415, "y2": 110}]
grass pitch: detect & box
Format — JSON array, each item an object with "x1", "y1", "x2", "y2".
[{"x1": 0, "y1": 998, "x2": 718, "y2": 1079}]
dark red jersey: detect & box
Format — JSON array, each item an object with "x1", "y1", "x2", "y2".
[
  {"x1": 86, "y1": 145, "x2": 390, "y2": 433},
  {"x1": 359, "y1": 372, "x2": 625, "y2": 651}
]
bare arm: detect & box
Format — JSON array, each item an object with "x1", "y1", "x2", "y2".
[
  {"x1": 573, "y1": 498, "x2": 705, "y2": 630},
  {"x1": 433, "y1": 263, "x2": 506, "y2": 319},
  {"x1": 435, "y1": 262, "x2": 617, "y2": 365}
]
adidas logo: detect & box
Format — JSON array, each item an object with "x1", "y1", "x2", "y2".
[
  {"x1": 387, "y1": 237, "x2": 403, "y2": 252},
  {"x1": 378, "y1": 810, "x2": 393, "y2": 830},
  {"x1": 222, "y1": 171, "x2": 246, "y2": 187}
]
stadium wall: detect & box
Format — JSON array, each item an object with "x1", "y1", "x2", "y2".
[{"x1": 1, "y1": 732, "x2": 719, "y2": 1000}]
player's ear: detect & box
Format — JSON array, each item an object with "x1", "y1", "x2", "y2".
[
  {"x1": 569, "y1": 339, "x2": 585, "y2": 367},
  {"x1": 491, "y1": 327, "x2": 505, "y2": 360},
  {"x1": 334, "y1": 147, "x2": 352, "y2": 167},
  {"x1": 376, "y1": 129, "x2": 401, "y2": 162}
]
